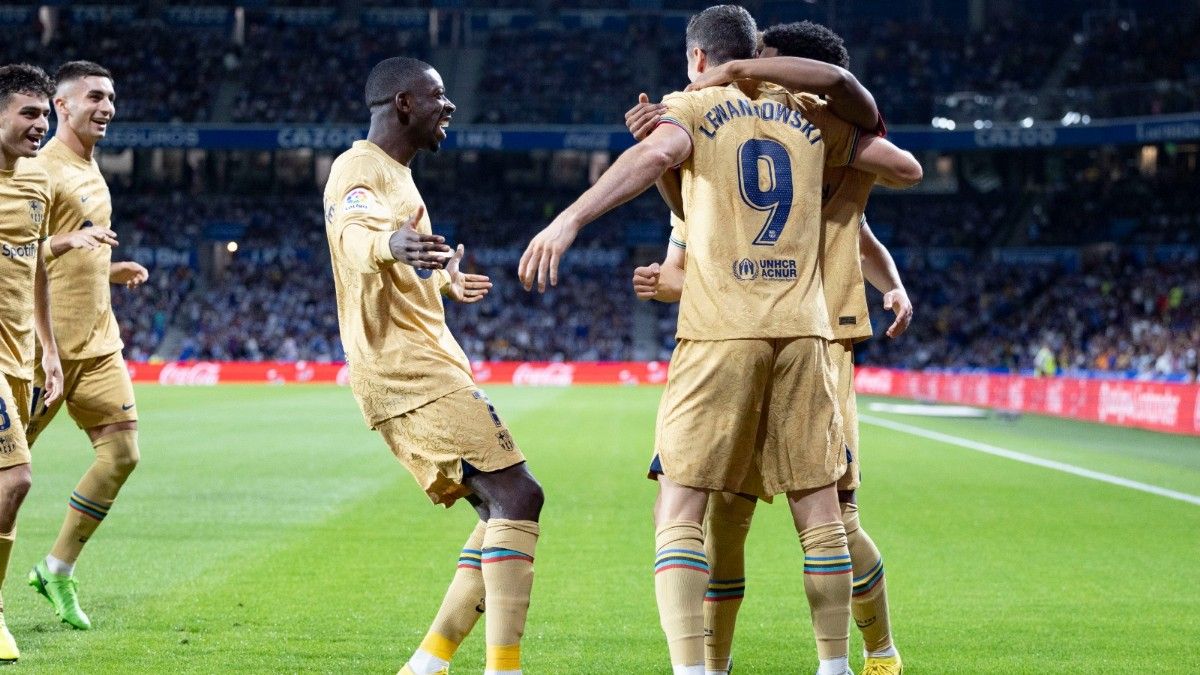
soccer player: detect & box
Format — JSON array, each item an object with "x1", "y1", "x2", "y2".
[
  {"x1": 24, "y1": 60, "x2": 146, "y2": 631},
  {"x1": 627, "y1": 22, "x2": 916, "y2": 675},
  {"x1": 324, "y1": 56, "x2": 543, "y2": 675},
  {"x1": 519, "y1": 7, "x2": 900, "y2": 674},
  {"x1": 0, "y1": 62, "x2": 65, "y2": 662}
]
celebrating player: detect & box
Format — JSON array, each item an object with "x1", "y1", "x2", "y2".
[
  {"x1": 628, "y1": 21, "x2": 918, "y2": 675},
  {"x1": 323, "y1": 56, "x2": 543, "y2": 675},
  {"x1": 24, "y1": 60, "x2": 146, "y2": 632},
  {"x1": 519, "y1": 5, "x2": 909, "y2": 673},
  {"x1": 0, "y1": 63, "x2": 63, "y2": 663}
]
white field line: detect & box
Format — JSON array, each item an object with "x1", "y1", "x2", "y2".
[{"x1": 858, "y1": 413, "x2": 1200, "y2": 507}]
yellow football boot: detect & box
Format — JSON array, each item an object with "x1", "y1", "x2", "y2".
[
  {"x1": 862, "y1": 653, "x2": 903, "y2": 675},
  {"x1": 397, "y1": 665, "x2": 448, "y2": 675}
]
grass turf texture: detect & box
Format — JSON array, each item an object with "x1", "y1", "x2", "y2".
[{"x1": 6, "y1": 385, "x2": 1199, "y2": 673}]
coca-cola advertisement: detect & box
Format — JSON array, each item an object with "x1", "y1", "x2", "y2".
[
  {"x1": 123, "y1": 361, "x2": 1199, "y2": 436},
  {"x1": 854, "y1": 367, "x2": 1200, "y2": 437},
  {"x1": 126, "y1": 361, "x2": 670, "y2": 387}
]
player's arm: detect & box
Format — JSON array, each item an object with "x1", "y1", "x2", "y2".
[
  {"x1": 656, "y1": 168, "x2": 684, "y2": 220},
  {"x1": 624, "y1": 95, "x2": 685, "y2": 219},
  {"x1": 334, "y1": 191, "x2": 450, "y2": 273},
  {"x1": 632, "y1": 239, "x2": 686, "y2": 303},
  {"x1": 851, "y1": 135, "x2": 922, "y2": 188},
  {"x1": 859, "y1": 219, "x2": 912, "y2": 338},
  {"x1": 687, "y1": 56, "x2": 881, "y2": 131},
  {"x1": 519, "y1": 123, "x2": 692, "y2": 292},
  {"x1": 46, "y1": 225, "x2": 119, "y2": 260},
  {"x1": 34, "y1": 240, "x2": 63, "y2": 406}
]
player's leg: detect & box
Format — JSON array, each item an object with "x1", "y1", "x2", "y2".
[
  {"x1": 382, "y1": 385, "x2": 540, "y2": 675},
  {"x1": 654, "y1": 475, "x2": 710, "y2": 675},
  {"x1": 28, "y1": 353, "x2": 138, "y2": 630},
  {"x1": 831, "y1": 342, "x2": 901, "y2": 673},
  {"x1": 841, "y1": 496, "x2": 899, "y2": 673},
  {"x1": 0, "y1": 376, "x2": 35, "y2": 661},
  {"x1": 765, "y1": 337, "x2": 852, "y2": 675},
  {"x1": 462, "y1": 462, "x2": 543, "y2": 675},
  {"x1": 789, "y1": 483, "x2": 852, "y2": 675},
  {"x1": 653, "y1": 338, "x2": 771, "y2": 675},
  {"x1": 402, "y1": 500, "x2": 488, "y2": 675},
  {"x1": 703, "y1": 492, "x2": 757, "y2": 675}
]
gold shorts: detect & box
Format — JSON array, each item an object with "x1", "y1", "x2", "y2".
[
  {"x1": 831, "y1": 339, "x2": 860, "y2": 492},
  {"x1": 27, "y1": 350, "x2": 137, "y2": 444},
  {"x1": 0, "y1": 375, "x2": 32, "y2": 469},
  {"x1": 376, "y1": 386, "x2": 524, "y2": 507},
  {"x1": 653, "y1": 337, "x2": 844, "y2": 498}
]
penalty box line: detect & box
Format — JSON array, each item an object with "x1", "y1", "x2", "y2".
[{"x1": 858, "y1": 414, "x2": 1200, "y2": 507}]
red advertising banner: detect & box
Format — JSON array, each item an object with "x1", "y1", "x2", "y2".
[
  {"x1": 125, "y1": 361, "x2": 1198, "y2": 436},
  {"x1": 853, "y1": 367, "x2": 1200, "y2": 437},
  {"x1": 126, "y1": 361, "x2": 670, "y2": 387}
]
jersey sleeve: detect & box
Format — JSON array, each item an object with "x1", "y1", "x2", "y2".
[
  {"x1": 659, "y1": 91, "x2": 699, "y2": 140},
  {"x1": 329, "y1": 156, "x2": 397, "y2": 274},
  {"x1": 668, "y1": 213, "x2": 687, "y2": 250}
]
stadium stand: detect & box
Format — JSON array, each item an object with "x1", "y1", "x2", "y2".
[{"x1": 3, "y1": 2, "x2": 1188, "y2": 380}]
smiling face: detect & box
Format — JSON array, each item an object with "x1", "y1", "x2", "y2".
[
  {"x1": 55, "y1": 74, "x2": 116, "y2": 144},
  {"x1": 0, "y1": 92, "x2": 50, "y2": 160},
  {"x1": 403, "y1": 67, "x2": 455, "y2": 153}
]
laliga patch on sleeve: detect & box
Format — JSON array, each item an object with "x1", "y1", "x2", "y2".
[{"x1": 342, "y1": 188, "x2": 375, "y2": 213}]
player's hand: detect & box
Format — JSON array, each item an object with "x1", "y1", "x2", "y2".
[
  {"x1": 387, "y1": 206, "x2": 452, "y2": 269},
  {"x1": 882, "y1": 287, "x2": 913, "y2": 338},
  {"x1": 40, "y1": 349, "x2": 63, "y2": 407},
  {"x1": 518, "y1": 215, "x2": 579, "y2": 293},
  {"x1": 631, "y1": 263, "x2": 661, "y2": 300},
  {"x1": 110, "y1": 261, "x2": 149, "y2": 288},
  {"x1": 625, "y1": 93, "x2": 666, "y2": 142},
  {"x1": 54, "y1": 227, "x2": 119, "y2": 254},
  {"x1": 444, "y1": 244, "x2": 492, "y2": 304}
]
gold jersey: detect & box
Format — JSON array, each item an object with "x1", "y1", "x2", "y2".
[
  {"x1": 323, "y1": 140, "x2": 473, "y2": 428},
  {"x1": 0, "y1": 160, "x2": 51, "y2": 380},
  {"x1": 30, "y1": 138, "x2": 122, "y2": 360},
  {"x1": 819, "y1": 163, "x2": 875, "y2": 342},
  {"x1": 661, "y1": 84, "x2": 859, "y2": 340}
]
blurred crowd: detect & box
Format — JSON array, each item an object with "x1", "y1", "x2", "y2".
[
  {"x1": 861, "y1": 253, "x2": 1199, "y2": 381},
  {"x1": 1, "y1": 5, "x2": 1193, "y2": 125}
]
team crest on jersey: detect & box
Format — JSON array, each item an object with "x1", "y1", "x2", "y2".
[
  {"x1": 28, "y1": 200, "x2": 44, "y2": 225},
  {"x1": 342, "y1": 188, "x2": 374, "y2": 213},
  {"x1": 732, "y1": 258, "x2": 758, "y2": 281},
  {"x1": 497, "y1": 429, "x2": 515, "y2": 451}
]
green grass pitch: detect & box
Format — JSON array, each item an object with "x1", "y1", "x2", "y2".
[{"x1": 7, "y1": 384, "x2": 1199, "y2": 673}]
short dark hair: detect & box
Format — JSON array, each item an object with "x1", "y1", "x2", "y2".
[
  {"x1": 686, "y1": 5, "x2": 758, "y2": 66},
  {"x1": 0, "y1": 63, "x2": 53, "y2": 109},
  {"x1": 761, "y1": 21, "x2": 850, "y2": 69},
  {"x1": 364, "y1": 56, "x2": 434, "y2": 108},
  {"x1": 54, "y1": 60, "x2": 113, "y2": 88}
]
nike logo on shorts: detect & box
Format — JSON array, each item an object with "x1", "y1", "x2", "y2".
[{"x1": 121, "y1": 403, "x2": 135, "y2": 411}]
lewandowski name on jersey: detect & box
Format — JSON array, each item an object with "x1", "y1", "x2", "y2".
[{"x1": 697, "y1": 97, "x2": 823, "y2": 143}]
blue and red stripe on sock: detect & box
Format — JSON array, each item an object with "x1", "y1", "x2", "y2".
[
  {"x1": 852, "y1": 558, "x2": 885, "y2": 597},
  {"x1": 481, "y1": 547, "x2": 534, "y2": 565},
  {"x1": 654, "y1": 548, "x2": 708, "y2": 575},
  {"x1": 804, "y1": 553, "x2": 853, "y2": 575},
  {"x1": 68, "y1": 491, "x2": 109, "y2": 522}
]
